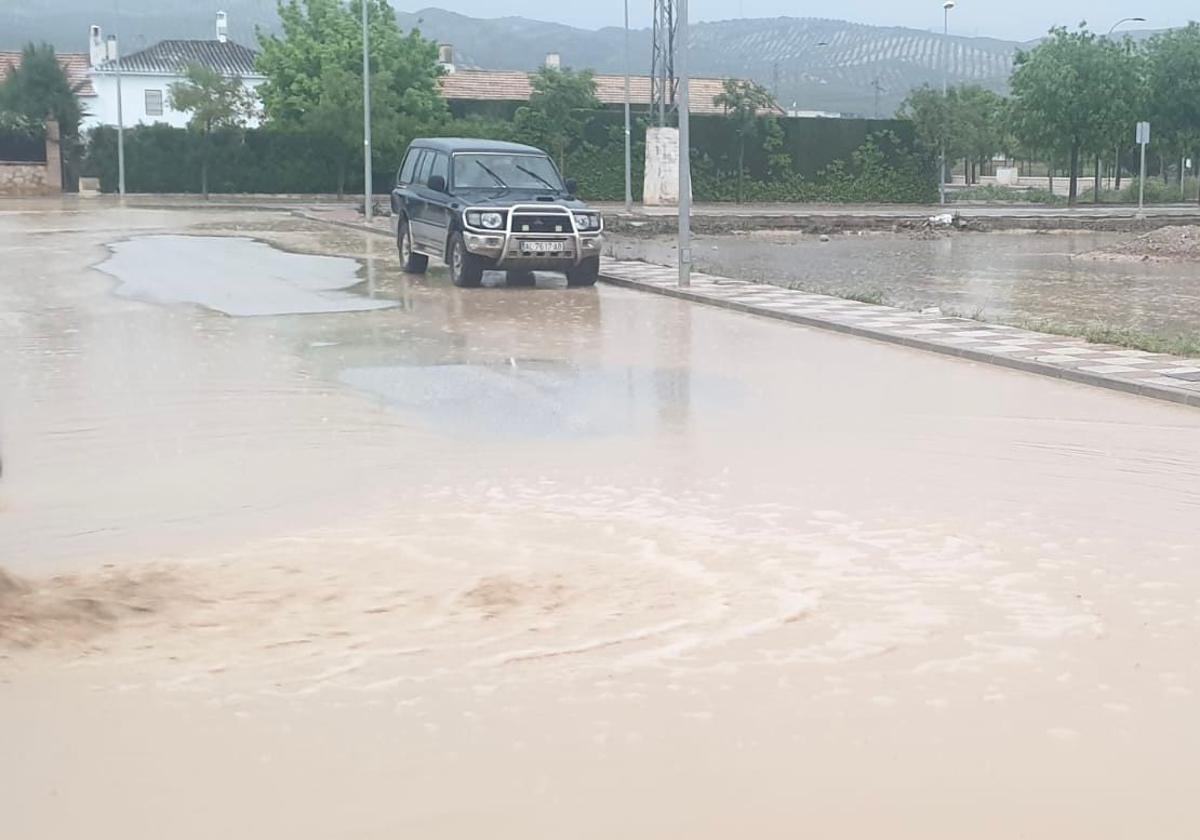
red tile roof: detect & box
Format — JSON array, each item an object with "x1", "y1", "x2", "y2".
[
  {"x1": 0, "y1": 51, "x2": 96, "y2": 97},
  {"x1": 439, "y1": 69, "x2": 783, "y2": 116}
]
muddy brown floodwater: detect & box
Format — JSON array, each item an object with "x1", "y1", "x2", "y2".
[
  {"x1": 2, "y1": 203, "x2": 1200, "y2": 839},
  {"x1": 609, "y1": 229, "x2": 1200, "y2": 338}
]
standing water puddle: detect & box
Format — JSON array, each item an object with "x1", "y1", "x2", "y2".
[{"x1": 97, "y1": 234, "x2": 395, "y2": 316}]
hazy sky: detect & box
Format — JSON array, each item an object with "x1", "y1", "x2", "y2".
[{"x1": 416, "y1": 1, "x2": 1191, "y2": 41}]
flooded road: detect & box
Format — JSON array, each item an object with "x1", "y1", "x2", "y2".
[
  {"x1": 2, "y1": 203, "x2": 1200, "y2": 839},
  {"x1": 610, "y1": 230, "x2": 1200, "y2": 337}
]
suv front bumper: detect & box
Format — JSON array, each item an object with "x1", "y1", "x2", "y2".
[{"x1": 461, "y1": 204, "x2": 602, "y2": 267}]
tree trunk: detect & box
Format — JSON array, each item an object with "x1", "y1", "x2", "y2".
[
  {"x1": 1068, "y1": 143, "x2": 1080, "y2": 206},
  {"x1": 1161, "y1": 153, "x2": 1168, "y2": 185},
  {"x1": 1093, "y1": 154, "x2": 1100, "y2": 204},
  {"x1": 1047, "y1": 159, "x2": 1054, "y2": 196},
  {"x1": 1115, "y1": 146, "x2": 1122, "y2": 190},
  {"x1": 336, "y1": 159, "x2": 345, "y2": 199}
]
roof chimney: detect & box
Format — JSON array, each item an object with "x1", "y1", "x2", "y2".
[
  {"x1": 89, "y1": 25, "x2": 105, "y2": 66},
  {"x1": 216, "y1": 10, "x2": 229, "y2": 43},
  {"x1": 105, "y1": 35, "x2": 118, "y2": 62},
  {"x1": 437, "y1": 43, "x2": 455, "y2": 73},
  {"x1": 544, "y1": 52, "x2": 560, "y2": 70}
]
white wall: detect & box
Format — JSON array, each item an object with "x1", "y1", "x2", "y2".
[{"x1": 82, "y1": 72, "x2": 264, "y2": 131}]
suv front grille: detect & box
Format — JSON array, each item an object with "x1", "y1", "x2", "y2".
[{"x1": 511, "y1": 212, "x2": 572, "y2": 234}]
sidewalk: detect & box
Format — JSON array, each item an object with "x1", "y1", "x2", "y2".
[{"x1": 598, "y1": 260, "x2": 1200, "y2": 409}]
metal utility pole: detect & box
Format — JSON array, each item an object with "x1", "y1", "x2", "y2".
[
  {"x1": 623, "y1": 0, "x2": 632, "y2": 212},
  {"x1": 114, "y1": 0, "x2": 125, "y2": 196},
  {"x1": 939, "y1": 0, "x2": 954, "y2": 205},
  {"x1": 651, "y1": 0, "x2": 676, "y2": 125},
  {"x1": 677, "y1": 0, "x2": 691, "y2": 287},
  {"x1": 362, "y1": 0, "x2": 373, "y2": 222}
]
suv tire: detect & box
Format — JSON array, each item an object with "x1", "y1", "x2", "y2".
[
  {"x1": 397, "y1": 217, "x2": 429, "y2": 273},
  {"x1": 566, "y1": 256, "x2": 600, "y2": 287},
  {"x1": 449, "y1": 232, "x2": 485, "y2": 288}
]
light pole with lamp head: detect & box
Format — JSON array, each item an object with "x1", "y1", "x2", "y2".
[
  {"x1": 623, "y1": 0, "x2": 632, "y2": 213},
  {"x1": 361, "y1": 0, "x2": 372, "y2": 222},
  {"x1": 1107, "y1": 16, "x2": 1146, "y2": 191},
  {"x1": 939, "y1": 1, "x2": 954, "y2": 205}
]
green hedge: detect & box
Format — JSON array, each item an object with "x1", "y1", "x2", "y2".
[{"x1": 82, "y1": 112, "x2": 935, "y2": 203}]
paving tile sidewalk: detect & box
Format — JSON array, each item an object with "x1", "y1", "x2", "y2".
[{"x1": 599, "y1": 259, "x2": 1200, "y2": 409}]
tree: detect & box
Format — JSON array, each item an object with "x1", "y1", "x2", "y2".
[
  {"x1": 168, "y1": 63, "x2": 255, "y2": 197},
  {"x1": 255, "y1": 0, "x2": 445, "y2": 194},
  {"x1": 713, "y1": 78, "x2": 776, "y2": 202},
  {"x1": 0, "y1": 42, "x2": 84, "y2": 138},
  {"x1": 0, "y1": 42, "x2": 87, "y2": 183},
  {"x1": 1144, "y1": 24, "x2": 1200, "y2": 202},
  {"x1": 513, "y1": 66, "x2": 600, "y2": 173},
  {"x1": 900, "y1": 84, "x2": 1006, "y2": 187},
  {"x1": 1009, "y1": 25, "x2": 1140, "y2": 204}
]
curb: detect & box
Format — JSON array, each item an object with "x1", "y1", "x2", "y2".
[{"x1": 598, "y1": 270, "x2": 1200, "y2": 411}]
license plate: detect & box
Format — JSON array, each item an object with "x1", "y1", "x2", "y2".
[{"x1": 521, "y1": 240, "x2": 565, "y2": 253}]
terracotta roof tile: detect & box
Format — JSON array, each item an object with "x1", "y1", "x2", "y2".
[
  {"x1": 439, "y1": 69, "x2": 783, "y2": 116},
  {"x1": 0, "y1": 51, "x2": 96, "y2": 97}
]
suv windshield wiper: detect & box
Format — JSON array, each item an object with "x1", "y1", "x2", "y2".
[
  {"x1": 515, "y1": 164, "x2": 559, "y2": 192},
  {"x1": 475, "y1": 160, "x2": 508, "y2": 191}
]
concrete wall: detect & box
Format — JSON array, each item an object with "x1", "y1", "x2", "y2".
[
  {"x1": 83, "y1": 72, "x2": 264, "y2": 131},
  {"x1": 0, "y1": 162, "x2": 50, "y2": 195}
]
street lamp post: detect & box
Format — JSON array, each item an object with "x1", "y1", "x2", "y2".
[
  {"x1": 1107, "y1": 16, "x2": 1146, "y2": 35},
  {"x1": 677, "y1": 0, "x2": 691, "y2": 287},
  {"x1": 114, "y1": 0, "x2": 125, "y2": 197},
  {"x1": 939, "y1": 1, "x2": 954, "y2": 205},
  {"x1": 362, "y1": 0, "x2": 372, "y2": 223},
  {"x1": 1107, "y1": 17, "x2": 1146, "y2": 191},
  {"x1": 623, "y1": 0, "x2": 632, "y2": 213}
]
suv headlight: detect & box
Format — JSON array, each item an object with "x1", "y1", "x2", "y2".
[
  {"x1": 465, "y1": 210, "x2": 505, "y2": 229},
  {"x1": 574, "y1": 213, "x2": 599, "y2": 231}
]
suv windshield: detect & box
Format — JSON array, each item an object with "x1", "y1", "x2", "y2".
[{"x1": 453, "y1": 153, "x2": 564, "y2": 191}]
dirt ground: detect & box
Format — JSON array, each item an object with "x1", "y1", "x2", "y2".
[{"x1": 1075, "y1": 224, "x2": 1200, "y2": 261}]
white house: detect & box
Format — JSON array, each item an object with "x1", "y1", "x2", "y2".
[{"x1": 83, "y1": 13, "x2": 265, "y2": 131}]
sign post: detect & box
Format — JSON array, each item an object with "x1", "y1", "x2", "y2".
[{"x1": 1136, "y1": 121, "x2": 1150, "y2": 217}]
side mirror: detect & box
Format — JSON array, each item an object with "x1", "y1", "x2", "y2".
[
  {"x1": 564, "y1": 178, "x2": 578, "y2": 196},
  {"x1": 427, "y1": 174, "x2": 447, "y2": 193}
]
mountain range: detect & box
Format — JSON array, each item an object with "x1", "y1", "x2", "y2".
[{"x1": 0, "y1": 2, "x2": 1154, "y2": 115}]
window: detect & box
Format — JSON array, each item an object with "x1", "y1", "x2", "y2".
[
  {"x1": 429, "y1": 152, "x2": 449, "y2": 185},
  {"x1": 412, "y1": 150, "x2": 432, "y2": 186},
  {"x1": 144, "y1": 89, "x2": 164, "y2": 117},
  {"x1": 452, "y1": 153, "x2": 564, "y2": 191},
  {"x1": 398, "y1": 150, "x2": 419, "y2": 185}
]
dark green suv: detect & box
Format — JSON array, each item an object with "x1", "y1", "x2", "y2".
[{"x1": 390, "y1": 138, "x2": 603, "y2": 288}]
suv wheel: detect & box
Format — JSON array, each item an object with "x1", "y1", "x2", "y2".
[
  {"x1": 566, "y1": 256, "x2": 600, "y2": 287},
  {"x1": 397, "y1": 217, "x2": 428, "y2": 273},
  {"x1": 449, "y1": 232, "x2": 484, "y2": 288}
]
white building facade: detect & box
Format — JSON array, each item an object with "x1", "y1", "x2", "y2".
[{"x1": 83, "y1": 14, "x2": 265, "y2": 132}]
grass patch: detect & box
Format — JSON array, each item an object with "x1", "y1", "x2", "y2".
[
  {"x1": 950, "y1": 185, "x2": 1065, "y2": 205},
  {"x1": 792, "y1": 284, "x2": 888, "y2": 305},
  {"x1": 1012, "y1": 319, "x2": 1200, "y2": 357}
]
